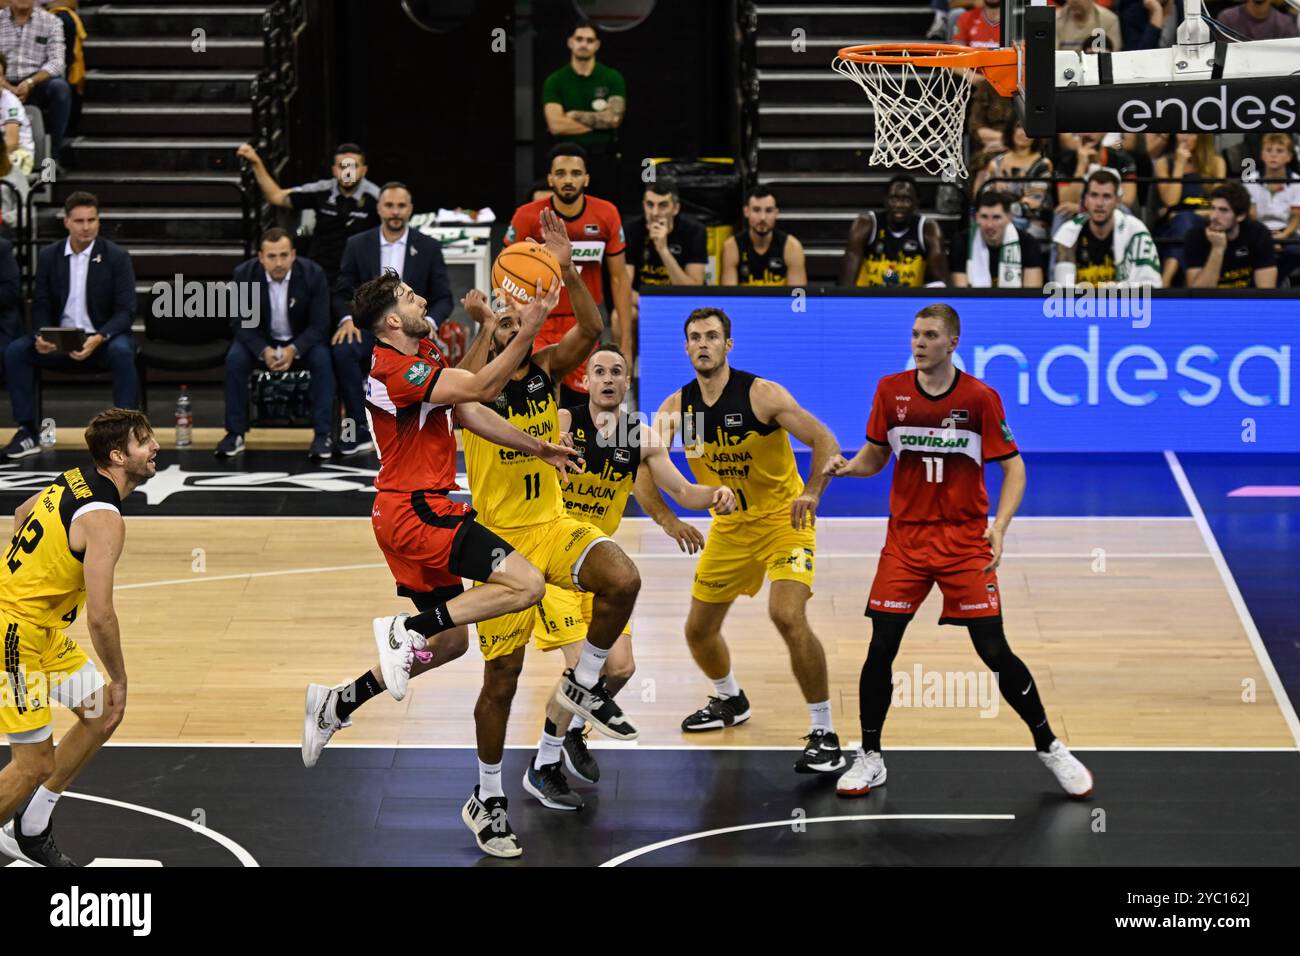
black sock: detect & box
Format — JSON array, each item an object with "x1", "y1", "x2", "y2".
[
  {"x1": 859, "y1": 616, "x2": 908, "y2": 755},
  {"x1": 336, "y1": 670, "x2": 383, "y2": 721},
  {"x1": 543, "y1": 717, "x2": 558, "y2": 736},
  {"x1": 967, "y1": 620, "x2": 1055, "y2": 752},
  {"x1": 406, "y1": 602, "x2": 455, "y2": 638}
]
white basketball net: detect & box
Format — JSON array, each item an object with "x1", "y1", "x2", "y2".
[{"x1": 833, "y1": 54, "x2": 975, "y2": 180}]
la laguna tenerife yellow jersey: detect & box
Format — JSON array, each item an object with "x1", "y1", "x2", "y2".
[
  {"x1": 463, "y1": 361, "x2": 565, "y2": 529},
  {"x1": 562, "y1": 403, "x2": 640, "y2": 536}
]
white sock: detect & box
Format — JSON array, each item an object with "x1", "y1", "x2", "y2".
[
  {"x1": 20, "y1": 785, "x2": 60, "y2": 837},
  {"x1": 711, "y1": 671, "x2": 741, "y2": 699},
  {"x1": 808, "y1": 699, "x2": 834, "y2": 733},
  {"x1": 568, "y1": 713, "x2": 586, "y2": 732},
  {"x1": 534, "y1": 731, "x2": 565, "y2": 770},
  {"x1": 478, "y1": 759, "x2": 504, "y2": 799},
  {"x1": 573, "y1": 640, "x2": 609, "y2": 689}
]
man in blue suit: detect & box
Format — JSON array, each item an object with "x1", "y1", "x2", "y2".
[
  {"x1": 218, "y1": 227, "x2": 335, "y2": 460},
  {"x1": 0, "y1": 238, "x2": 20, "y2": 365},
  {"x1": 330, "y1": 181, "x2": 452, "y2": 456},
  {"x1": 2, "y1": 192, "x2": 137, "y2": 459}
]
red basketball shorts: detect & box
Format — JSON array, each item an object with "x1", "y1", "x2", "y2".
[
  {"x1": 371, "y1": 490, "x2": 478, "y2": 596},
  {"x1": 866, "y1": 518, "x2": 1003, "y2": 625}
]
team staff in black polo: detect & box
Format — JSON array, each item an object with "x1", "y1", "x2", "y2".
[
  {"x1": 330, "y1": 182, "x2": 452, "y2": 456},
  {"x1": 236, "y1": 141, "x2": 381, "y2": 285},
  {"x1": 621, "y1": 178, "x2": 708, "y2": 290}
]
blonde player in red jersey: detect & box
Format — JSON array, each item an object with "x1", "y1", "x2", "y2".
[
  {"x1": 301, "y1": 270, "x2": 579, "y2": 769},
  {"x1": 826, "y1": 303, "x2": 1093, "y2": 799}
]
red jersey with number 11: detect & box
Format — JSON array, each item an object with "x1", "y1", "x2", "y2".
[
  {"x1": 366, "y1": 338, "x2": 459, "y2": 494},
  {"x1": 866, "y1": 369, "x2": 1018, "y2": 524}
]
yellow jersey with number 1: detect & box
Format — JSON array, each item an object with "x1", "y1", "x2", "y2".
[
  {"x1": 463, "y1": 361, "x2": 565, "y2": 530},
  {"x1": 0, "y1": 465, "x2": 122, "y2": 629}
]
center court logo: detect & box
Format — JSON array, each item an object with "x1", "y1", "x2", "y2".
[{"x1": 892, "y1": 665, "x2": 999, "y2": 718}]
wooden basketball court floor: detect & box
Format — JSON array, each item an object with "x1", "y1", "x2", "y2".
[{"x1": 6, "y1": 445, "x2": 1300, "y2": 866}]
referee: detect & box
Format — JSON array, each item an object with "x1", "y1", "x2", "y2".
[{"x1": 236, "y1": 141, "x2": 381, "y2": 285}]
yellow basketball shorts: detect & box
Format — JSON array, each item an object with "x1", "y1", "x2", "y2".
[
  {"x1": 474, "y1": 516, "x2": 608, "y2": 660},
  {"x1": 1, "y1": 615, "x2": 101, "y2": 741},
  {"x1": 533, "y1": 584, "x2": 633, "y2": 651},
  {"x1": 691, "y1": 514, "x2": 816, "y2": 604}
]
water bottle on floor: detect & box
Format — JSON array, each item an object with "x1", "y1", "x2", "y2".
[{"x1": 175, "y1": 385, "x2": 193, "y2": 447}]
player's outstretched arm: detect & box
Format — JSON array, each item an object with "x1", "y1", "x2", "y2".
[
  {"x1": 534, "y1": 207, "x2": 604, "y2": 383},
  {"x1": 640, "y1": 425, "x2": 736, "y2": 513},
  {"x1": 455, "y1": 402, "x2": 581, "y2": 484},
  {"x1": 984, "y1": 453, "x2": 1027, "y2": 572},
  {"x1": 456, "y1": 289, "x2": 498, "y2": 373},
  {"x1": 430, "y1": 279, "x2": 560, "y2": 405},
  {"x1": 825, "y1": 443, "x2": 890, "y2": 479},
  {"x1": 752, "y1": 378, "x2": 840, "y2": 529},
  {"x1": 79, "y1": 509, "x2": 128, "y2": 731}
]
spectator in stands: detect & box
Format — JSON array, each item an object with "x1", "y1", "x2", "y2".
[
  {"x1": 0, "y1": 53, "x2": 34, "y2": 174},
  {"x1": 623, "y1": 177, "x2": 707, "y2": 289},
  {"x1": 1152, "y1": 132, "x2": 1227, "y2": 284},
  {"x1": 956, "y1": 0, "x2": 1002, "y2": 47},
  {"x1": 0, "y1": 147, "x2": 26, "y2": 238},
  {"x1": 46, "y1": 1, "x2": 84, "y2": 139},
  {"x1": 967, "y1": 72, "x2": 1017, "y2": 155},
  {"x1": 928, "y1": 0, "x2": 981, "y2": 40},
  {"x1": 0, "y1": 236, "x2": 19, "y2": 365},
  {"x1": 0, "y1": 0, "x2": 70, "y2": 162},
  {"x1": 218, "y1": 228, "x2": 333, "y2": 460},
  {"x1": 1185, "y1": 182, "x2": 1277, "y2": 288},
  {"x1": 838, "y1": 175, "x2": 949, "y2": 287},
  {"x1": 2, "y1": 191, "x2": 137, "y2": 459},
  {"x1": 972, "y1": 116, "x2": 1054, "y2": 239},
  {"x1": 542, "y1": 20, "x2": 626, "y2": 207},
  {"x1": 1054, "y1": 132, "x2": 1139, "y2": 220},
  {"x1": 236, "y1": 141, "x2": 381, "y2": 286},
  {"x1": 1216, "y1": 0, "x2": 1298, "y2": 39},
  {"x1": 331, "y1": 182, "x2": 451, "y2": 457},
  {"x1": 1116, "y1": 0, "x2": 1174, "y2": 49},
  {"x1": 1246, "y1": 132, "x2": 1300, "y2": 283},
  {"x1": 1052, "y1": 169, "x2": 1162, "y2": 286},
  {"x1": 721, "y1": 187, "x2": 807, "y2": 286},
  {"x1": 953, "y1": 190, "x2": 1046, "y2": 288},
  {"x1": 1057, "y1": 0, "x2": 1124, "y2": 51}
]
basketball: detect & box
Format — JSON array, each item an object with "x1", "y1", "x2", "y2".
[{"x1": 492, "y1": 241, "x2": 562, "y2": 306}]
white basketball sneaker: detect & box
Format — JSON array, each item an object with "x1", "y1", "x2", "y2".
[
  {"x1": 1038, "y1": 740, "x2": 1094, "y2": 797},
  {"x1": 836, "y1": 747, "x2": 887, "y2": 797},
  {"x1": 302, "y1": 683, "x2": 350, "y2": 768},
  {"x1": 373, "y1": 614, "x2": 428, "y2": 702}
]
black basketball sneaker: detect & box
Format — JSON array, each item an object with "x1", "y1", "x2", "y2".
[
  {"x1": 555, "y1": 669, "x2": 638, "y2": 740},
  {"x1": 522, "y1": 761, "x2": 584, "y2": 811},
  {"x1": 793, "y1": 729, "x2": 846, "y2": 774},
  {"x1": 562, "y1": 726, "x2": 600, "y2": 784},
  {"x1": 0, "y1": 798, "x2": 77, "y2": 867},
  {"x1": 681, "y1": 690, "x2": 752, "y2": 732}
]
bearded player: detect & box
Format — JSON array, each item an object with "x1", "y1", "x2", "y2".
[
  {"x1": 456, "y1": 208, "x2": 643, "y2": 856},
  {"x1": 650, "y1": 307, "x2": 846, "y2": 774},
  {"x1": 505, "y1": 143, "x2": 634, "y2": 405},
  {"x1": 826, "y1": 303, "x2": 1093, "y2": 799},
  {"x1": 300, "y1": 270, "x2": 579, "y2": 769},
  {"x1": 522, "y1": 345, "x2": 736, "y2": 810},
  {"x1": 0, "y1": 409, "x2": 152, "y2": 866}
]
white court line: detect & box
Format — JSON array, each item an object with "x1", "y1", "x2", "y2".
[
  {"x1": 63, "y1": 791, "x2": 258, "y2": 867},
  {"x1": 1165, "y1": 450, "x2": 1300, "y2": 749},
  {"x1": 599, "y1": 814, "x2": 1017, "y2": 867},
  {"x1": 114, "y1": 552, "x2": 1210, "y2": 591},
  {"x1": 91, "y1": 742, "x2": 1299, "y2": 753}
]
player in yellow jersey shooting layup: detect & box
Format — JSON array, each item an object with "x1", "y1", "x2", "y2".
[
  {"x1": 0, "y1": 409, "x2": 155, "y2": 867},
  {"x1": 650, "y1": 307, "x2": 846, "y2": 773},
  {"x1": 522, "y1": 343, "x2": 737, "y2": 811}
]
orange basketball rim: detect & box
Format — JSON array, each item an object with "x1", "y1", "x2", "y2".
[{"x1": 836, "y1": 42, "x2": 1020, "y2": 98}]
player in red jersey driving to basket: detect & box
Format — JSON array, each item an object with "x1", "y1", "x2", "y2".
[
  {"x1": 301, "y1": 265, "x2": 579, "y2": 769},
  {"x1": 826, "y1": 303, "x2": 1093, "y2": 799}
]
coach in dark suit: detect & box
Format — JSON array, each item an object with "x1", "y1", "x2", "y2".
[
  {"x1": 218, "y1": 227, "x2": 335, "y2": 460},
  {"x1": 0, "y1": 237, "x2": 21, "y2": 368},
  {"x1": 2, "y1": 192, "x2": 137, "y2": 460},
  {"x1": 330, "y1": 181, "x2": 452, "y2": 456}
]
